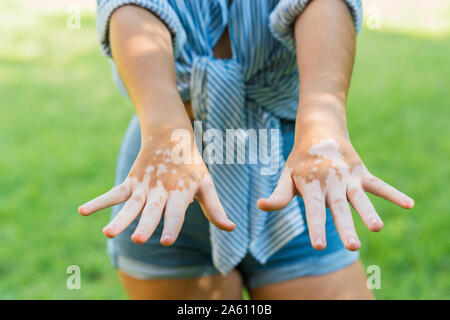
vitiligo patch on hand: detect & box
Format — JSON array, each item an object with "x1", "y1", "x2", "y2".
[
  {"x1": 293, "y1": 139, "x2": 364, "y2": 194},
  {"x1": 308, "y1": 138, "x2": 343, "y2": 160},
  {"x1": 157, "y1": 164, "x2": 167, "y2": 176},
  {"x1": 128, "y1": 140, "x2": 207, "y2": 195}
]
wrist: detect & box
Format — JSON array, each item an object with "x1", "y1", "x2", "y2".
[
  {"x1": 295, "y1": 100, "x2": 349, "y2": 144},
  {"x1": 137, "y1": 97, "x2": 193, "y2": 141}
]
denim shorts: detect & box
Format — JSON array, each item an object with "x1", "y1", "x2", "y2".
[{"x1": 107, "y1": 115, "x2": 359, "y2": 289}]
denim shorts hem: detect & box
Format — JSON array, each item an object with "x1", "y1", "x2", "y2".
[
  {"x1": 116, "y1": 255, "x2": 220, "y2": 280},
  {"x1": 108, "y1": 238, "x2": 360, "y2": 287},
  {"x1": 108, "y1": 239, "x2": 220, "y2": 279},
  {"x1": 244, "y1": 249, "x2": 360, "y2": 289}
]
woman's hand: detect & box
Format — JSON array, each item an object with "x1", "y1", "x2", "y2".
[
  {"x1": 258, "y1": 123, "x2": 414, "y2": 251},
  {"x1": 79, "y1": 125, "x2": 235, "y2": 246},
  {"x1": 258, "y1": 0, "x2": 413, "y2": 251},
  {"x1": 79, "y1": 6, "x2": 234, "y2": 246}
]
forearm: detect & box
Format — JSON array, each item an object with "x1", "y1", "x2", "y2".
[
  {"x1": 109, "y1": 5, "x2": 190, "y2": 138},
  {"x1": 294, "y1": 0, "x2": 356, "y2": 140},
  {"x1": 260, "y1": 0, "x2": 413, "y2": 250}
]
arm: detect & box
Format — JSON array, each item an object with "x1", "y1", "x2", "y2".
[
  {"x1": 259, "y1": 0, "x2": 414, "y2": 251},
  {"x1": 109, "y1": 5, "x2": 188, "y2": 133},
  {"x1": 79, "y1": 5, "x2": 235, "y2": 245}
]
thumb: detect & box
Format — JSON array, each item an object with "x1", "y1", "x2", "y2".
[
  {"x1": 257, "y1": 167, "x2": 295, "y2": 212},
  {"x1": 196, "y1": 176, "x2": 236, "y2": 231}
]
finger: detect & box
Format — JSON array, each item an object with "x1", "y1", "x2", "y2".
[
  {"x1": 257, "y1": 167, "x2": 296, "y2": 212},
  {"x1": 294, "y1": 177, "x2": 327, "y2": 250},
  {"x1": 196, "y1": 177, "x2": 236, "y2": 231},
  {"x1": 103, "y1": 191, "x2": 146, "y2": 238},
  {"x1": 78, "y1": 183, "x2": 131, "y2": 216},
  {"x1": 327, "y1": 190, "x2": 361, "y2": 251},
  {"x1": 363, "y1": 175, "x2": 414, "y2": 209},
  {"x1": 347, "y1": 185, "x2": 383, "y2": 232},
  {"x1": 160, "y1": 189, "x2": 193, "y2": 246},
  {"x1": 131, "y1": 189, "x2": 168, "y2": 244}
]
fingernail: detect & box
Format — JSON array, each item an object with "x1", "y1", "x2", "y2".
[
  {"x1": 315, "y1": 237, "x2": 324, "y2": 247},
  {"x1": 161, "y1": 234, "x2": 172, "y2": 243},
  {"x1": 347, "y1": 237, "x2": 357, "y2": 246},
  {"x1": 103, "y1": 225, "x2": 115, "y2": 237},
  {"x1": 132, "y1": 233, "x2": 144, "y2": 242},
  {"x1": 370, "y1": 218, "x2": 379, "y2": 227},
  {"x1": 405, "y1": 197, "x2": 414, "y2": 207},
  {"x1": 226, "y1": 219, "x2": 235, "y2": 226}
]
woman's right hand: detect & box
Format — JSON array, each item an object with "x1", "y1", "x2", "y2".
[
  {"x1": 80, "y1": 5, "x2": 235, "y2": 245},
  {"x1": 78, "y1": 125, "x2": 236, "y2": 246}
]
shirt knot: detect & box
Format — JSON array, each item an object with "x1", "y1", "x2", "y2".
[{"x1": 191, "y1": 56, "x2": 245, "y2": 127}]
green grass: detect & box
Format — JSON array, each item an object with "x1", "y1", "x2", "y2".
[{"x1": 0, "y1": 2, "x2": 449, "y2": 299}]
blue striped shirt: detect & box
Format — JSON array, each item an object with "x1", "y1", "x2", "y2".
[{"x1": 97, "y1": 0, "x2": 363, "y2": 275}]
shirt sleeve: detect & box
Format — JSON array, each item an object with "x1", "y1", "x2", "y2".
[
  {"x1": 269, "y1": 0, "x2": 363, "y2": 52},
  {"x1": 96, "y1": 0, "x2": 186, "y2": 58}
]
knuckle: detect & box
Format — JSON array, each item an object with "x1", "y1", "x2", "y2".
[
  {"x1": 331, "y1": 202, "x2": 348, "y2": 216},
  {"x1": 307, "y1": 209, "x2": 322, "y2": 218},
  {"x1": 367, "y1": 175, "x2": 382, "y2": 185},
  {"x1": 330, "y1": 198, "x2": 345, "y2": 206},
  {"x1": 167, "y1": 207, "x2": 184, "y2": 219},
  {"x1": 152, "y1": 195, "x2": 166, "y2": 207},
  {"x1": 305, "y1": 196, "x2": 322, "y2": 207},
  {"x1": 347, "y1": 186, "x2": 362, "y2": 200},
  {"x1": 131, "y1": 193, "x2": 145, "y2": 204}
]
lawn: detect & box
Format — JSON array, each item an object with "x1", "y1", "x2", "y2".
[{"x1": 0, "y1": 1, "x2": 448, "y2": 299}]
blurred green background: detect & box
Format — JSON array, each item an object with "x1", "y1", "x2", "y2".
[{"x1": 0, "y1": 0, "x2": 448, "y2": 299}]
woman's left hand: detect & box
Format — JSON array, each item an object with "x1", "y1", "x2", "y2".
[{"x1": 257, "y1": 127, "x2": 414, "y2": 251}]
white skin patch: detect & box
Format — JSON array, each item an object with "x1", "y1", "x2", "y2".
[
  {"x1": 81, "y1": 132, "x2": 238, "y2": 246},
  {"x1": 308, "y1": 139, "x2": 352, "y2": 191},
  {"x1": 126, "y1": 168, "x2": 205, "y2": 207},
  {"x1": 300, "y1": 178, "x2": 322, "y2": 201},
  {"x1": 193, "y1": 172, "x2": 201, "y2": 180},
  {"x1": 156, "y1": 163, "x2": 167, "y2": 176},
  {"x1": 286, "y1": 140, "x2": 367, "y2": 201},
  {"x1": 127, "y1": 174, "x2": 150, "y2": 194},
  {"x1": 309, "y1": 139, "x2": 343, "y2": 160},
  {"x1": 325, "y1": 167, "x2": 342, "y2": 192}
]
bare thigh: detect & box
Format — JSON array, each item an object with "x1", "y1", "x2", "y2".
[
  {"x1": 117, "y1": 269, "x2": 243, "y2": 300},
  {"x1": 249, "y1": 260, "x2": 374, "y2": 300}
]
